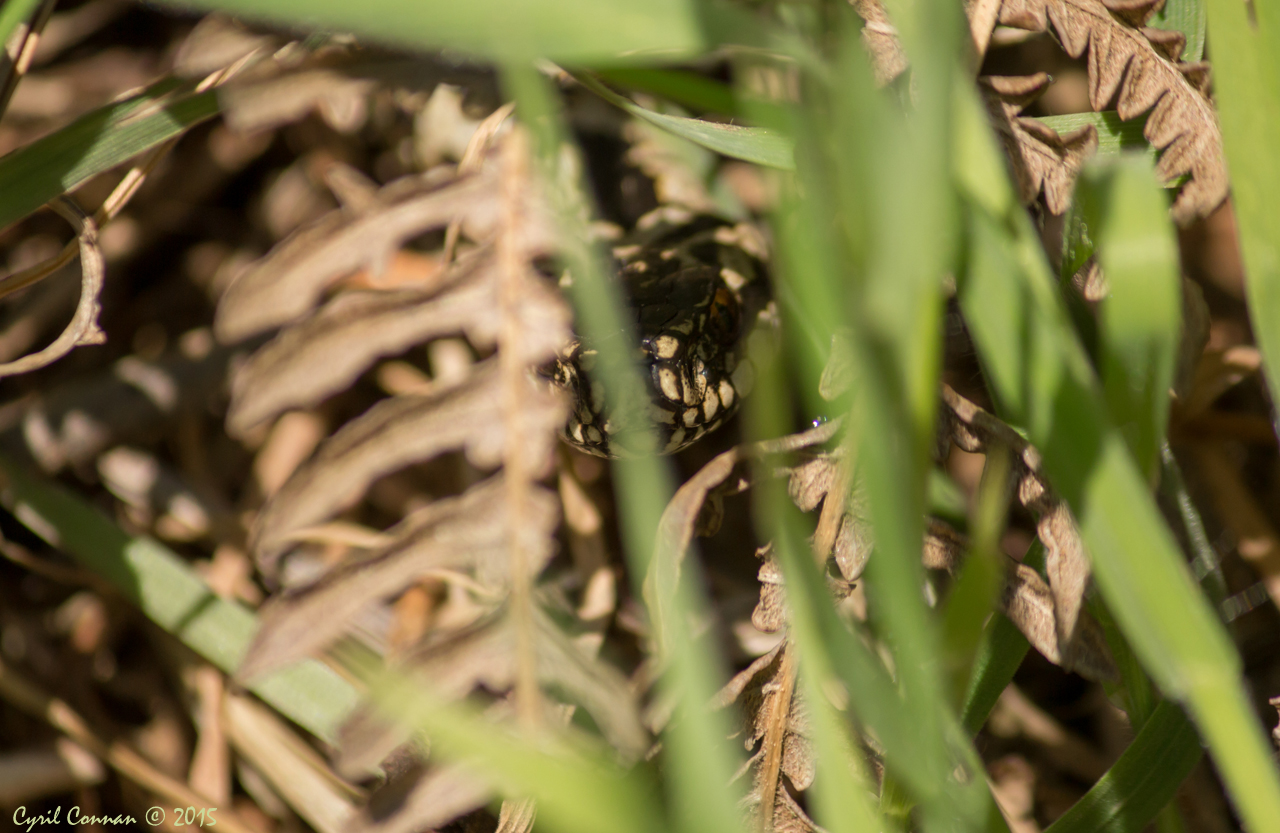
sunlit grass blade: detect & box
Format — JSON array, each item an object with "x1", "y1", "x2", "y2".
[
  {"x1": 1080, "y1": 155, "x2": 1181, "y2": 479},
  {"x1": 502, "y1": 63, "x2": 744, "y2": 833},
  {"x1": 0, "y1": 455, "x2": 360, "y2": 744},
  {"x1": 594, "y1": 68, "x2": 738, "y2": 116},
  {"x1": 954, "y1": 83, "x2": 1280, "y2": 832},
  {"x1": 575, "y1": 74, "x2": 793, "y2": 169},
  {"x1": 1150, "y1": 0, "x2": 1207, "y2": 61},
  {"x1": 366, "y1": 668, "x2": 665, "y2": 833},
  {"x1": 0, "y1": 0, "x2": 43, "y2": 50},
  {"x1": 747, "y1": 351, "x2": 889, "y2": 833},
  {"x1": 940, "y1": 447, "x2": 1009, "y2": 707},
  {"x1": 1202, "y1": 0, "x2": 1280, "y2": 452},
  {"x1": 0, "y1": 80, "x2": 218, "y2": 231},
  {"x1": 1035, "y1": 112, "x2": 1154, "y2": 162},
  {"x1": 158, "y1": 0, "x2": 704, "y2": 64}
]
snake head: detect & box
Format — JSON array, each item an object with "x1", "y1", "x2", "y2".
[{"x1": 546, "y1": 217, "x2": 772, "y2": 458}]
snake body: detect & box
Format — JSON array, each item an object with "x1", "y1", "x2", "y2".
[{"x1": 548, "y1": 212, "x2": 775, "y2": 457}]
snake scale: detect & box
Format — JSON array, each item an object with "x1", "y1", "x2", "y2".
[{"x1": 546, "y1": 210, "x2": 777, "y2": 457}]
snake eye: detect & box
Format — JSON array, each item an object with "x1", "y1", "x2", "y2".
[{"x1": 707, "y1": 286, "x2": 741, "y2": 346}]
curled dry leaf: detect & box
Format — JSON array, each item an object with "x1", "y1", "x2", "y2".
[
  {"x1": 1003, "y1": 561, "x2": 1115, "y2": 679},
  {"x1": 0, "y1": 201, "x2": 106, "y2": 381},
  {"x1": 980, "y1": 74, "x2": 1099, "y2": 216},
  {"x1": 996, "y1": 0, "x2": 1226, "y2": 223},
  {"x1": 645, "y1": 421, "x2": 842, "y2": 652},
  {"x1": 940, "y1": 385, "x2": 1118, "y2": 681}
]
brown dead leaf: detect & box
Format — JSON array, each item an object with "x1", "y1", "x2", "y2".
[
  {"x1": 850, "y1": 0, "x2": 909, "y2": 87},
  {"x1": 226, "y1": 246, "x2": 568, "y2": 433},
  {"x1": 249, "y1": 361, "x2": 564, "y2": 565},
  {"x1": 172, "y1": 14, "x2": 276, "y2": 80},
  {"x1": 980, "y1": 74, "x2": 1099, "y2": 216},
  {"x1": 996, "y1": 0, "x2": 1227, "y2": 223},
  {"x1": 239, "y1": 477, "x2": 557, "y2": 680},
  {"x1": 218, "y1": 54, "x2": 493, "y2": 135},
  {"x1": 646, "y1": 421, "x2": 842, "y2": 653},
  {"x1": 215, "y1": 165, "x2": 554, "y2": 343},
  {"x1": 344, "y1": 606, "x2": 647, "y2": 767},
  {"x1": 358, "y1": 761, "x2": 493, "y2": 833},
  {"x1": 941, "y1": 385, "x2": 1117, "y2": 681},
  {"x1": 1003, "y1": 561, "x2": 1116, "y2": 681}
]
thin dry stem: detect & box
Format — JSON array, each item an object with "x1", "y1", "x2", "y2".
[
  {"x1": 0, "y1": 199, "x2": 105, "y2": 379},
  {"x1": 442, "y1": 102, "x2": 515, "y2": 266},
  {"x1": 0, "y1": 657, "x2": 262, "y2": 833},
  {"x1": 498, "y1": 129, "x2": 542, "y2": 730}
]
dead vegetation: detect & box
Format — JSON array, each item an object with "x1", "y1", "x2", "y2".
[{"x1": 0, "y1": 2, "x2": 1274, "y2": 833}]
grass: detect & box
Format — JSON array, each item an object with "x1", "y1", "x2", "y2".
[{"x1": 2, "y1": 0, "x2": 1279, "y2": 831}]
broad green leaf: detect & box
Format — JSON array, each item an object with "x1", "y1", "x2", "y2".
[
  {"x1": 1081, "y1": 156, "x2": 1181, "y2": 479},
  {"x1": 0, "y1": 456, "x2": 359, "y2": 744},
  {"x1": 0, "y1": 81, "x2": 218, "y2": 231},
  {"x1": 577, "y1": 74, "x2": 793, "y2": 169},
  {"x1": 160, "y1": 0, "x2": 704, "y2": 65}
]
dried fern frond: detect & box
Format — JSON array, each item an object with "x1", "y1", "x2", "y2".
[
  {"x1": 980, "y1": 74, "x2": 1100, "y2": 216},
  {"x1": 213, "y1": 128, "x2": 648, "y2": 833},
  {"x1": 714, "y1": 642, "x2": 819, "y2": 833},
  {"x1": 997, "y1": 0, "x2": 1225, "y2": 223}
]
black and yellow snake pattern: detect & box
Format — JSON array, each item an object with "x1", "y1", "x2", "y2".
[{"x1": 547, "y1": 211, "x2": 776, "y2": 457}]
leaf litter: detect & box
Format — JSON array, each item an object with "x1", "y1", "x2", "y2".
[{"x1": 0, "y1": 6, "x2": 1268, "y2": 833}]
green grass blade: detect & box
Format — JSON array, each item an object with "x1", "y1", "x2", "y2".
[
  {"x1": 576, "y1": 74, "x2": 793, "y2": 169},
  {"x1": 955, "y1": 83, "x2": 1280, "y2": 832},
  {"x1": 0, "y1": 455, "x2": 359, "y2": 744},
  {"x1": 940, "y1": 447, "x2": 1009, "y2": 707},
  {"x1": 595, "y1": 68, "x2": 738, "y2": 116},
  {"x1": 958, "y1": 540, "x2": 1043, "y2": 736},
  {"x1": 0, "y1": 0, "x2": 44, "y2": 60},
  {"x1": 367, "y1": 669, "x2": 665, "y2": 833},
  {"x1": 1035, "y1": 113, "x2": 1153, "y2": 160},
  {"x1": 0, "y1": 81, "x2": 217, "y2": 231},
  {"x1": 1150, "y1": 0, "x2": 1207, "y2": 61},
  {"x1": 1080, "y1": 155, "x2": 1181, "y2": 479},
  {"x1": 159, "y1": 0, "x2": 704, "y2": 65},
  {"x1": 1043, "y1": 700, "x2": 1201, "y2": 833},
  {"x1": 1203, "y1": 0, "x2": 1280, "y2": 470},
  {"x1": 503, "y1": 63, "x2": 744, "y2": 833}
]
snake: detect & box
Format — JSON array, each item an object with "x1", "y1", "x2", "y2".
[{"x1": 546, "y1": 210, "x2": 777, "y2": 457}]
